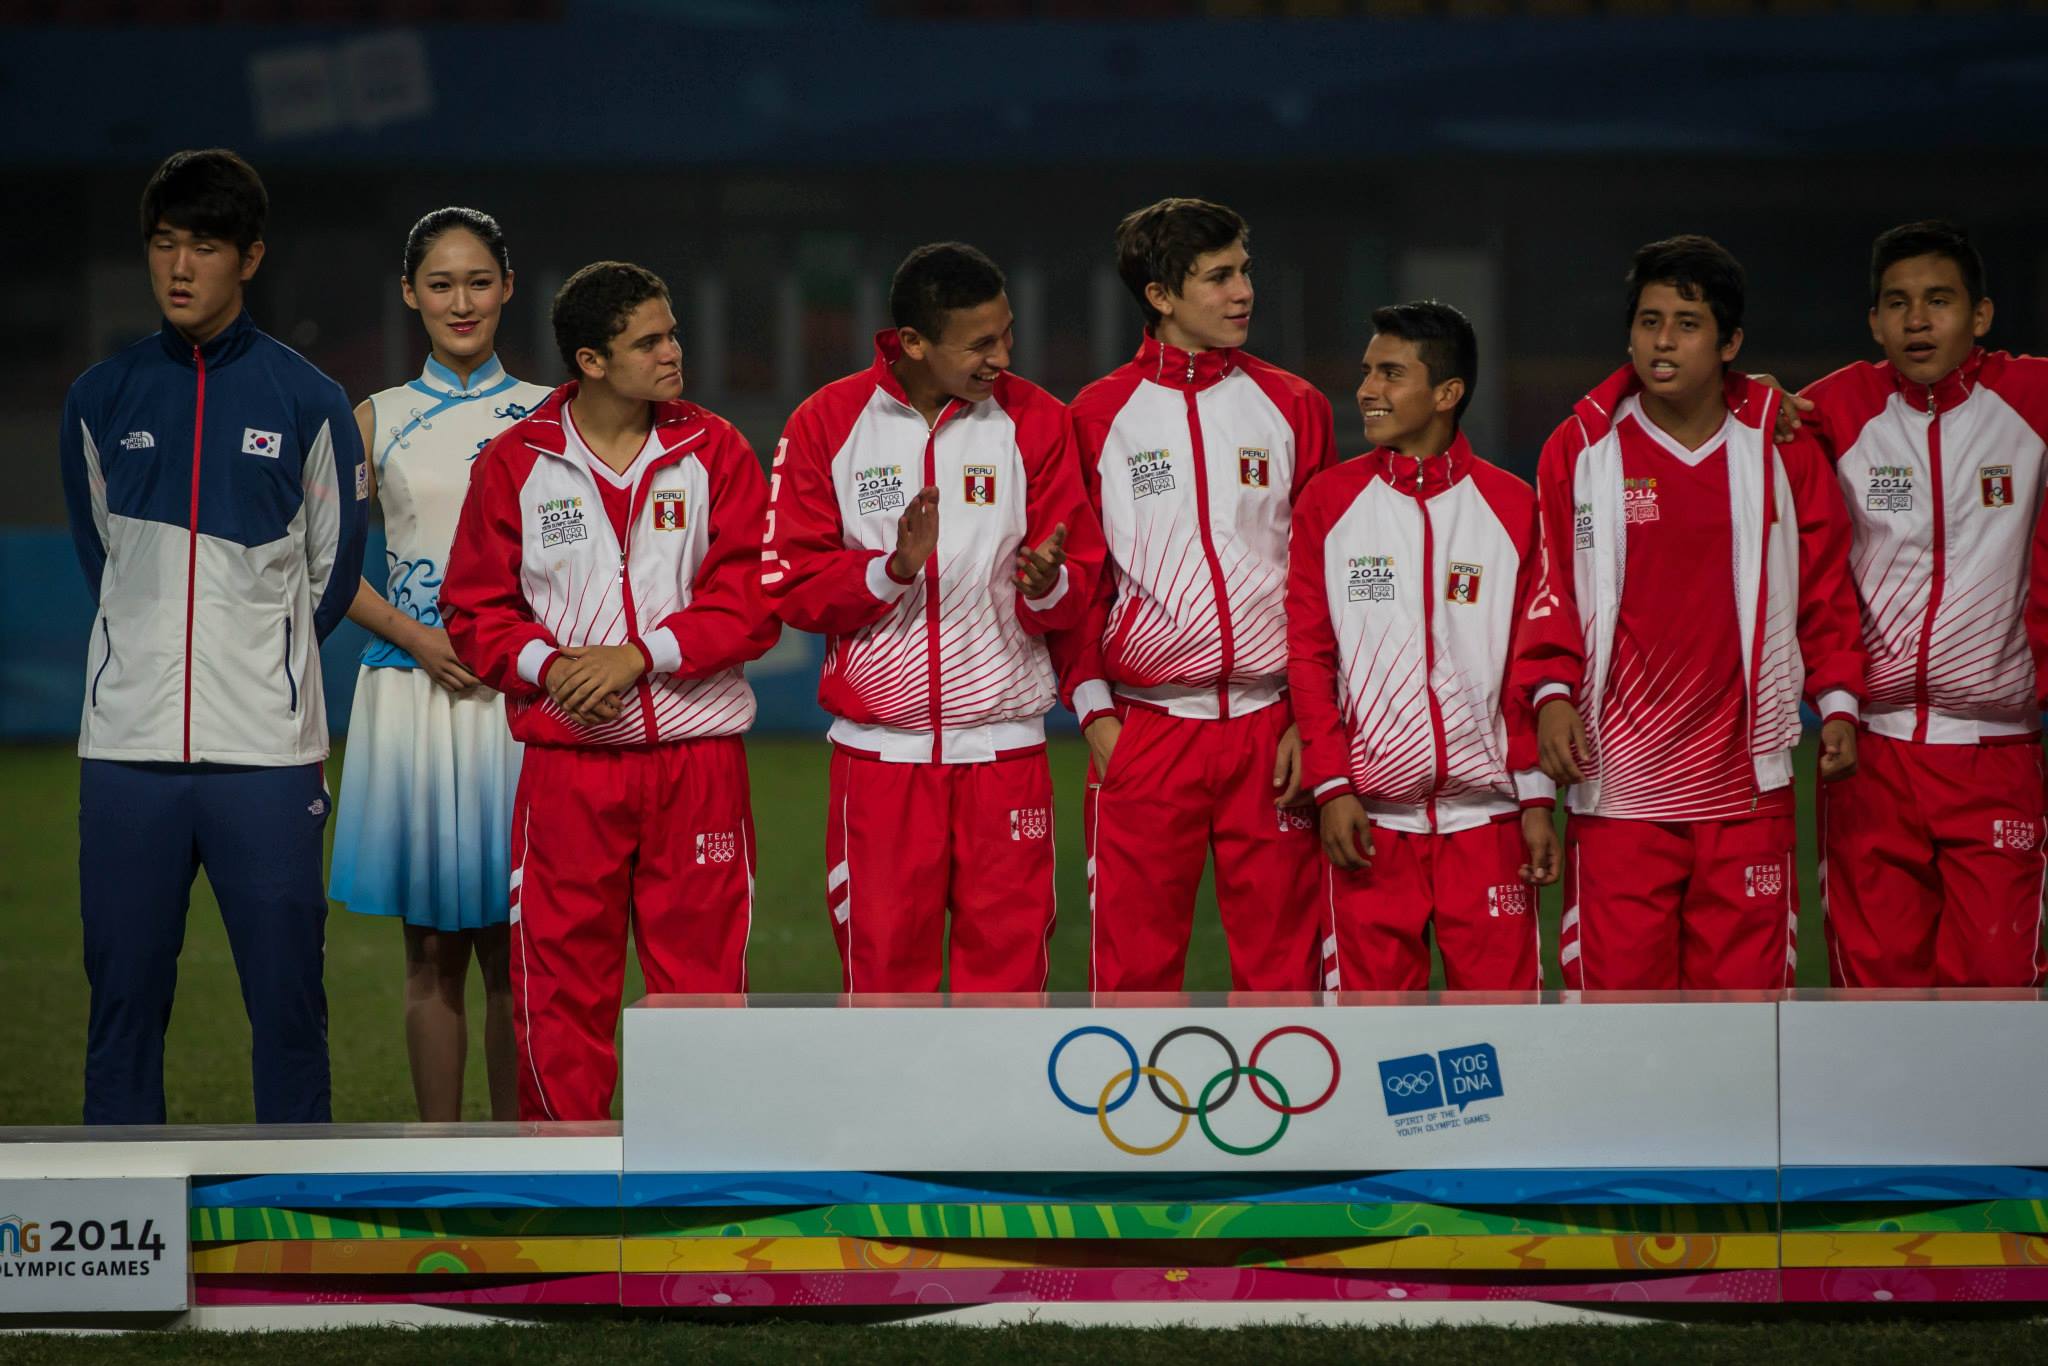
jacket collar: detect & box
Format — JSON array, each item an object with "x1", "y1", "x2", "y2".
[
  {"x1": 158, "y1": 309, "x2": 257, "y2": 369},
  {"x1": 521, "y1": 381, "x2": 704, "y2": 462},
  {"x1": 416, "y1": 351, "x2": 507, "y2": 398},
  {"x1": 1573, "y1": 363, "x2": 1773, "y2": 442},
  {"x1": 1373, "y1": 431, "x2": 1475, "y2": 497},
  {"x1": 1887, "y1": 346, "x2": 1984, "y2": 416},
  {"x1": 868, "y1": 329, "x2": 972, "y2": 430},
  {"x1": 1133, "y1": 330, "x2": 1237, "y2": 391}
]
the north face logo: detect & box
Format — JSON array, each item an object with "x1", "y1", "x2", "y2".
[
  {"x1": 1993, "y1": 819, "x2": 2038, "y2": 851},
  {"x1": 120, "y1": 431, "x2": 155, "y2": 451},
  {"x1": 695, "y1": 832, "x2": 737, "y2": 864},
  {"x1": 1009, "y1": 807, "x2": 1049, "y2": 841},
  {"x1": 1487, "y1": 884, "x2": 1529, "y2": 917},
  {"x1": 1743, "y1": 863, "x2": 1783, "y2": 898}
]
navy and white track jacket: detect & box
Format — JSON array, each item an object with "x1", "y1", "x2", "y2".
[{"x1": 59, "y1": 311, "x2": 368, "y2": 765}]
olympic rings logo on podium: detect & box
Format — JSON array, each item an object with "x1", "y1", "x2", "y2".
[
  {"x1": 1045, "y1": 1024, "x2": 1342, "y2": 1156},
  {"x1": 1384, "y1": 1071, "x2": 1436, "y2": 1098}
]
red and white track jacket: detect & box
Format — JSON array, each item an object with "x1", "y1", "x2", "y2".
[
  {"x1": 1801, "y1": 348, "x2": 2048, "y2": 742},
  {"x1": 1056, "y1": 334, "x2": 1335, "y2": 728},
  {"x1": 1513, "y1": 367, "x2": 1865, "y2": 817},
  {"x1": 442, "y1": 384, "x2": 779, "y2": 747},
  {"x1": 1288, "y1": 437, "x2": 1554, "y2": 835},
  {"x1": 760, "y1": 333, "x2": 1101, "y2": 763}
]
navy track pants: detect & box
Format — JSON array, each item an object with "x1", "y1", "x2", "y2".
[{"x1": 79, "y1": 759, "x2": 332, "y2": 1124}]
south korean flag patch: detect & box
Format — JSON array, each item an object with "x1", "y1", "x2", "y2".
[{"x1": 242, "y1": 427, "x2": 284, "y2": 458}]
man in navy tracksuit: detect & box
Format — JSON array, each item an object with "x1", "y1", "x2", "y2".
[{"x1": 58, "y1": 149, "x2": 367, "y2": 1124}]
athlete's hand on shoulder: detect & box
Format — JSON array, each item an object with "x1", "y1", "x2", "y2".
[
  {"x1": 1519, "y1": 807, "x2": 1560, "y2": 886},
  {"x1": 887, "y1": 486, "x2": 941, "y2": 582},
  {"x1": 1084, "y1": 714, "x2": 1122, "y2": 779},
  {"x1": 548, "y1": 643, "x2": 644, "y2": 726},
  {"x1": 1014, "y1": 523, "x2": 1067, "y2": 599},
  {"x1": 1749, "y1": 372, "x2": 1815, "y2": 443},
  {"x1": 1319, "y1": 794, "x2": 1374, "y2": 871},
  {"x1": 1818, "y1": 717, "x2": 1859, "y2": 781},
  {"x1": 406, "y1": 623, "x2": 482, "y2": 695},
  {"x1": 1272, "y1": 724, "x2": 1305, "y2": 807},
  {"x1": 1537, "y1": 698, "x2": 1592, "y2": 785}
]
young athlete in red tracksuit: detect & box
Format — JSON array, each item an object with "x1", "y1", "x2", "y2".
[
  {"x1": 1792, "y1": 222, "x2": 2048, "y2": 987},
  {"x1": 443, "y1": 262, "x2": 779, "y2": 1119},
  {"x1": 761, "y1": 243, "x2": 1101, "y2": 993},
  {"x1": 1054, "y1": 198, "x2": 1334, "y2": 993},
  {"x1": 1288, "y1": 302, "x2": 1555, "y2": 991},
  {"x1": 1516, "y1": 236, "x2": 1865, "y2": 991}
]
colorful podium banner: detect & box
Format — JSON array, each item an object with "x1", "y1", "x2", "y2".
[{"x1": 6, "y1": 991, "x2": 2048, "y2": 1318}]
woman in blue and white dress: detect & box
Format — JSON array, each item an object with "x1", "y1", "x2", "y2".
[{"x1": 330, "y1": 208, "x2": 551, "y2": 1121}]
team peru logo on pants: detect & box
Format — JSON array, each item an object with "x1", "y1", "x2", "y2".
[
  {"x1": 1009, "y1": 807, "x2": 1049, "y2": 841},
  {"x1": 1486, "y1": 884, "x2": 1529, "y2": 917},
  {"x1": 1993, "y1": 820, "x2": 2039, "y2": 851},
  {"x1": 652, "y1": 489, "x2": 685, "y2": 531},
  {"x1": 695, "y1": 832, "x2": 737, "y2": 864},
  {"x1": 964, "y1": 465, "x2": 998, "y2": 505},
  {"x1": 1743, "y1": 863, "x2": 1784, "y2": 898}
]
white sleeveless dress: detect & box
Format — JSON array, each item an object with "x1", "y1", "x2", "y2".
[{"x1": 329, "y1": 355, "x2": 554, "y2": 930}]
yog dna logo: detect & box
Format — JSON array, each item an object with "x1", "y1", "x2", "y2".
[{"x1": 1047, "y1": 1024, "x2": 1340, "y2": 1156}]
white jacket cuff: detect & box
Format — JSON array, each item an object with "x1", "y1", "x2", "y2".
[
  {"x1": 1513, "y1": 768, "x2": 1558, "y2": 804},
  {"x1": 1534, "y1": 681, "x2": 1574, "y2": 708},
  {"x1": 641, "y1": 627, "x2": 682, "y2": 676},
  {"x1": 1816, "y1": 688, "x2": 1859, "y2": 723},
  {"x1": 517, "y1": 640, "x2": 559, "y2": 687},
  {"x1": 1072, "y1": 679, "x2": 1115, "y2": 725},
  {"x1": 1023, "y1": 563, "x2": 1070, "y2": 613},
  {"x1": 866, "y1": 554, "x2": 915, "y2": 603}
]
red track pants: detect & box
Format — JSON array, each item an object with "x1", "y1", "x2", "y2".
[
  {"x1": 1085, "y1": 702, "x2": 1322, "y2": 991},
  {"x1": 1320, "y1": 818, "x2": 1542, "y2": 992},
  {"x1": 508, "y1": 739, "x2": 754, "y2": 1121},
  {"x1": 1819, "y1": 731, "x2": 2047, "y2": 987},
  {"x1": 824, "y1": 746, "x2": 1057, "y2": 993},
  {"x1": 1561, "y1": 813, "x2": 1797, "y2": 990}
]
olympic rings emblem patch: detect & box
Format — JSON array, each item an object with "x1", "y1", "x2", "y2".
[{"x1": 1046, "y1": 1024, "x2": 1341, "y2": 1156}]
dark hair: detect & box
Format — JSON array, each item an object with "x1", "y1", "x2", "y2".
[
  {"x1": 404, "y1": 206, "x2": 510, "y2": 282},
  {"x1": 551, "y1": 261, "x2": 670, "y2": 376},
  {"x1": 889, "y1": 242, "x2": 1006, "y2": 341},
  {"x1": 139, "y1": 148, "x2": 267, "y2": 253},
  {"x1": 1624, "y1": 234, "x2": 1744, "y2": 344},
  {"x1": 1870, "y1": 219, "x2": 1986, "y2": 305},
  {"x1": 1372, "y1": 300, "x2": 1478, "y2": 426},
  {"x1": 1115, "y1": 198, "x2": 1248, "y2": 327}
]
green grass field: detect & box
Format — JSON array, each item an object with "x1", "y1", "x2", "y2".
[{"x1": 0, "y1": 736, "x2": 1829, "y2": 1126}]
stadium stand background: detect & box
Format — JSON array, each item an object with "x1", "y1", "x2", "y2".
[{"x1": 3, "y1": 0, "x2": 2045, "y2": 734}]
